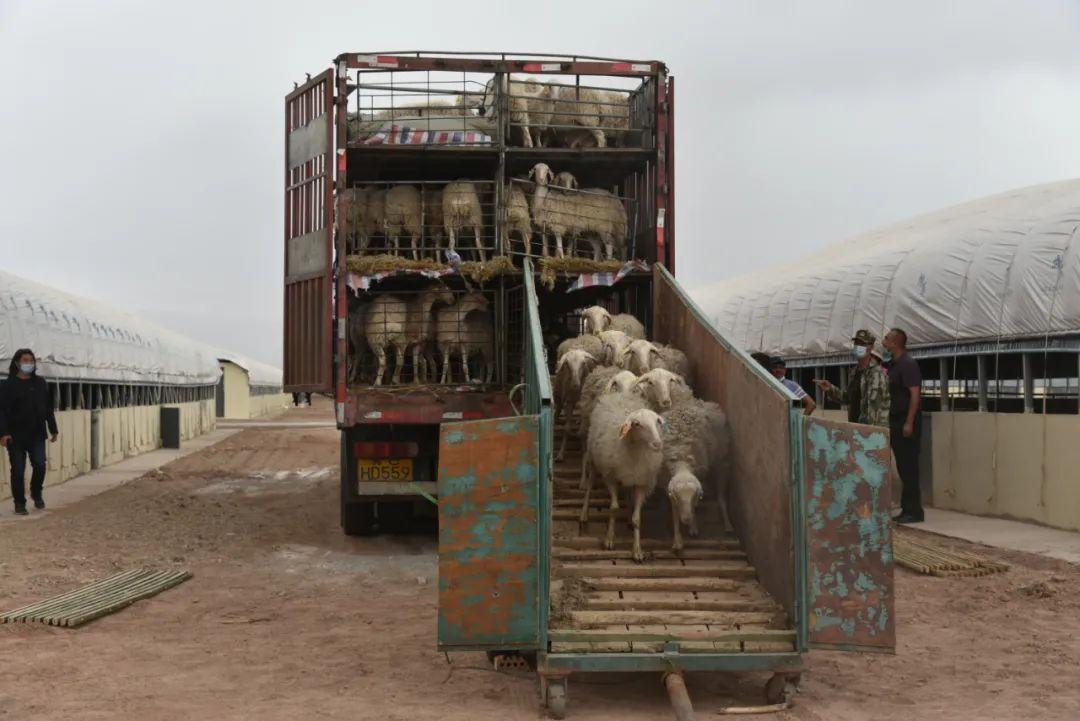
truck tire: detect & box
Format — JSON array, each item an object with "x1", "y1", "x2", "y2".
[{"x1": 342, "y1": 501, "x2": 377, "y2": 536}]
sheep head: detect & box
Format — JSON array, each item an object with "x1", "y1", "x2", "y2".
[
  {"x1": 598, "y1": 330, "x2": 630, "y2": 364},
  {"x1": 633, "y1": 368, "x2": 686, "y2": 410},
  {"x1": 554, "y1": 171, "x2": 579, "y2": 190},
  {"x1": 555, "y1": 349, "x2": 598, "y2": 389},
  {"x1": 423, "y1": 281, "x2": 455, "y2": 308},
  {"x1": 618, "y1": 408, "x2": 664, "y2": 451},
  {"x1": 528, "y1": 163, "x2": 554, "y2": 186},
  {"x1": 621, "y1": 339, "x2": 660, "y2": 375},
  {"x1": 667, "y1": 469, "x2": 704, "y2": 526},
  {"x1": 581, "y1": 305, "x2": 612, "y2": 335},
  {"x1": 603, "y1": 370, "x2": 638, "y2": 394}
]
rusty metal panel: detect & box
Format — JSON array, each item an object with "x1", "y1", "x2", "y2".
[
  {"x1": 283, "y1": 70, "x2": 334, "y2": 393},
  {"x1": 437, "y1": 416, "x2": 540, "y2": 650},
  {"x1": 652, "y1": 265, "x2": 797, "y2": 620},
  {"x1": 803, "y1": 417, "x2": 896, "y2": 652}
]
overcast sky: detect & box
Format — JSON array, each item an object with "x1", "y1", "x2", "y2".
[{"x1": 2, "y1": 0, "x2": 1079, "y2": 366}]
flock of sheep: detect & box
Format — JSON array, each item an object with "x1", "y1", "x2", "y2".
[
  {"x1": 347, "y1": 282, "x2": 493, "y2": 386},
  {"x1": 338, "y1": 163, "x2": 628, "y2": 263},
  {"x1": 554, "y1": 306, "x2": 732, "y2": 562}
]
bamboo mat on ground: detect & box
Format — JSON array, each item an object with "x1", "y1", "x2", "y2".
[
  {"x1": 1, "y1": 569, "x2": 191, "y2": 628},
  {"x1": 894, "y1": 530, "x2": 1008, "y2": 577}
]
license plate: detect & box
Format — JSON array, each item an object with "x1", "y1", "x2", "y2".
[{"x1": 357, "y1": 458, "x2": 414, "y2": 482}]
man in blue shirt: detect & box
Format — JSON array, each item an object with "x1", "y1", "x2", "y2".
[{"x1": 768, "y1": 356, "x2": 816, "y2": 416}]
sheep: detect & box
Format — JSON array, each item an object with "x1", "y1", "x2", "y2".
[
  {"x1": 618, "y1": 339, "x2": 664, "y2": 375},
  {"x1": 365, "y1": 283, "x2": 454, "y2": 385},
  {"x1": 575, "y1": 366, "x2": 639, "y2": 446},
  {"x1": 404, "y1": 282, "x2": 455, "y2": 384},
  {"x1": 482, "y1": 77, "x2": 554, "y2": 148},
  {"x1": 573, "y1": 187, "x2": 628, "y2": 261},
  {"x1": 384, "y1": 185, "x2": 423, "y2": 259},
  {"x1": 435, "y1": 292, "x2": 490, "y2": 383},
  {"x1": 660, "y1": 399, "x2": 732, "y2": 551},
  {"x1": 654, "y1": 343, "x2": 691, "y2": 381},
  {"x1": 442, "y1": 180, "x2": 486, "y2": 262},
  {"x1": 422, "y1": 187, "x2": 444, "y2": 260},
  {"x1": 581, "y1": 393, "x2": 665, "y2": 561},
  {"x1": 504, "y1": 182, "x2": 533, "y2": 257},
  {"x1": 547, "y1": 85, "x2": 630, "y2": 148},
  {"x1": 581, "y1": 305, "x2": 646, "y2": 339},
  {"x1": 556, "y1": 333, "x2": 603, "y2": 361},
  {"x1": 553, "y1": 171, "x2": 579, "y2": 190},
  {"x1": 631, "y1": 367, "x2": 692, "y2": 412},
  {"x1": 528, "y1": 163, "x2": 576, "y2": 258},
  {"x1": 553, "y1": 349, "x2": 599, "y2": 461},
  {"x1": 597, "y1": 329, "x2": 631, "y2": 365}
]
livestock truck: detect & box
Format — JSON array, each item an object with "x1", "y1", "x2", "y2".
[{"x1": 284, "y1": 52, "x2": 895, "y2": 716}]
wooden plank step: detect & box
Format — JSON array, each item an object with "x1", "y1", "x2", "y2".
[
  {"x1": 559, "y1": 563, "x2": 757, "y2": 579},
  {"x1": 557, "y1": 537, "x2": 742, "y2": 551},
  {"x1": 582, "y1": 597, "x2": 778, "y2": 612},
  {"x1": 569, "y1": 610, "x2": 777, "y2": 628},
  {"x1": 553, "y1": 510, "x2": 630, "y2": 521},
  {"x1": 580, "y1": 577, "x2": 739, "y2": 592},
  {"x1": 548, "y1": 628, "x2": 796, "y2": 643},
  {"x1": 552, "y1": 499, "x2": 612, "y2": 509},
  {"x1": 553, "y1": 548, "x2": 747, "y2": 562}
]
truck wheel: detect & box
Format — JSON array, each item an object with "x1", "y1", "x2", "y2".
[{"x1": 342, "y1": 501, "x2": 377, "y2": 536}]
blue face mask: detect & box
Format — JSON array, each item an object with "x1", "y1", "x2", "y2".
[
  {"x1": 852, "y1": 345, "x2": 868, "y2": 360},
  {"x1": 881, "y1": 350, "x2": 893, "y2": 363},
  {"x1": 18, "y1": 362, "x2": 35, "y2": 375}
]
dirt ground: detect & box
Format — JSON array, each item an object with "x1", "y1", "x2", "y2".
[{"x1": 2, "y1": 397, "x2": 1079, "y2": 720}]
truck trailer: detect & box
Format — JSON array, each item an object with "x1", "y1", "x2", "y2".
[{"x1": 284, "y1": 51, "x2": 895, "y2": 717}]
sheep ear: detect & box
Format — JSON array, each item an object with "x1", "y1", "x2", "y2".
[
  {"x1": 619, "y1": 421, "x2": 631, "y2": 439},
  {"x1": 527, "y1": 166, "x2": 536, "y2": 180}
]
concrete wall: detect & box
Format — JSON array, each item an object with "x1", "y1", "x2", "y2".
[
  {"x1": 1, "y1": 399, "x2": 216, "y2": 502},
  {"x1": 931, "y1": 412, "x2": 1080, "y2": 532}
]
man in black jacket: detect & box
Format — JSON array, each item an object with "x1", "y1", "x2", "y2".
[{"x1": 0, "y1": 349, "x2": 59, "y2": 515}]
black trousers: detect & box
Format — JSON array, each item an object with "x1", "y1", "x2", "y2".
[
  {"x1": 7, "y1": 438, "x2": 47, "y2": 507},
  {"x1": 890, "y1": 419, "x2": 923, "y2": 517}
]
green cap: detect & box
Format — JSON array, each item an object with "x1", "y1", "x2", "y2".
[{"x1": 852, "y1": 329, "x2": 876, "y2": 345}]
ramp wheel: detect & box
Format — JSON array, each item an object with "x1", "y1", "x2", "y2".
[
  {"x1": 544, "y1": 677, "x2": 568, "y2": 719},
  {"x1": 764, "y1": 672, "x2": 800, "y2": 705}
]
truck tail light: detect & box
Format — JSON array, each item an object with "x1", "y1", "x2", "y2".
[{"x1": 354, "y1": 441, "x2": 420, "y2": 458}]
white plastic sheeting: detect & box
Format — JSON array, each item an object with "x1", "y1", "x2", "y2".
[
  {"x1": 694, "y1": 179, "x2": 1080, "y2": 357},
  {"x1": 0, "y1": 270, "x2": 221, "y2": 385},
  {"x1": 217, "y1": 352, "x2": 283, "y2": 388}
]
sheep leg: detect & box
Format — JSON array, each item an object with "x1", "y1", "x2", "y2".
[
  {"x1": 555, "y1": 233, "x2": 565, "y2": 259},
  {"x1": 410, "y1": 232, "x2": 419, "y2": 261},
  {"x1": 540, "y1": 228, "x2": 549, "y2": 258},
  {"x1": 392, "y1": 345, "x2": 405, "y2": 385},
  {"x1": 440, "y1": 348, "x2": 451, "y2": 384},
  {"x1": 603, "y1": 480, "x2": 620, "y2": 551},
  {"x1": 591, "y1": 128, "x2": 606, "y2": 148},
  {"x1": 670, "y1": 500, "x2": 684, "y2": 553},
  {"x1": 460, "y1": 343, "x2": 471, "y2": 383},
  {"x1": 521, "y1": 114, "x2": 533, "y2": 148},
  {"x1": 411, "y1": 345, "x2": 422, "y2": 384},
  {"x1": 447, "y1": 227, "x2": 456, "y2": 256},
  {"x1": 473, "y1": 224, "x2": 486, "y2": 263},
  {"x1": 373, "y1": 347, "x2": 386, "y2": 386},
  {"x1": 578, "y1": 455, "x2": 593, "y2": 530},
  {"x1": 630, "y1": 485, "x2": 647, "y2": 563},
  {"x1": 688, "y1": 512, "x2": 699, "y2": 539}
]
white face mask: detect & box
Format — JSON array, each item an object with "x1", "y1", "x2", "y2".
[
  {"x1": 18, "y1": 362, "x2": 35, "y2": 375},
  {"x1": 852, "y1": 345, "x2": 868, "y2": 360}
]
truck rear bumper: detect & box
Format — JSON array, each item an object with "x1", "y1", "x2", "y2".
[
  {"x1": 356, "y1": 481, "x2": 436, "y2": 497},
  {"x1": 344, "y1": 389, "x2": 514, "y2": 426}
]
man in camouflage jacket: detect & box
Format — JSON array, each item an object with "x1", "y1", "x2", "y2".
[{"x1": 814, "y1": 329, "x2": 890, "y2": 427}]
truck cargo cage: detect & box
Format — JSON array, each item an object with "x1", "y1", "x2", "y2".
[
  {"x1": 346, "y1": 280, "x2": 510, "y2": 388},
  {"x1": 340, "y1": 179, "x2": 498, "y2": 262}
]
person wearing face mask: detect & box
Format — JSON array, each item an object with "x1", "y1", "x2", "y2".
[
  {"x1": 812, "y1": 330, "x2": 890, "y2": 427},
  {"x1": 0, "y1": 349, "x2": 59, "y2": 515},
  {"x1": 881, "y1": 328, "x2": 923, "y2": 524}
]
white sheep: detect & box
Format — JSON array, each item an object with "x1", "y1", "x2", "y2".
[
  {"x1": 364, "y1": 283, "x2": 454, "y2": 385},
  {"x1": 553, "y1": 171, "x2": 579, "y2": 190},
  {"x1": 483, "y1": 77, "x2": 555, "y2": 148},
  {"x1": 597, "y1": 329, "x2": 631, "y2": 365},
  {"x1": 575, "y1": 366, "x2": 639, "y2": 447},
  {"x1": 405, "y1": 282, "x2": 455, "y2": 384},
  {"x1": 528, "y1": 163, "x2": 576, "y2": 258},
  {"x1": 654, "y1": 344, "x2": 691, "y2": 381},
  {"x1": 553, "y1": 349, "x2": 600, "y2": 461},
  {"x1": 422, "y1": 187, "x2": 444, "y2": 260},
  {"x1": 442, "y1": 180, "x2": 486, "y2": 262},
  {"x1": 556, "y1": 333, "x2": 604, "y2": 361},
  {"x1": 435, "y1": 291, "x2": 490, "y2": 383},
  {"x1": 547, "y1": 85, "x2": 630, "y2": 148},
  {"x1": 384, "y1": 185, "x2": 423, "y2": 259},
  {"x1": 573, "y1": 187, "x2": 628, "y2": 261},
  {"x1": 660, "y1": 399, "x2": 731, "y2": 551},
  {"x1": 631, "y1": 367, "x2": 692, "y2": 412},
  {"x1": 504, "y1": 182, "x2": 533, "y2": 257},
  {"x1": 581, "y1": 393, "x2": 665, "y2": 561},
  {"x1": 581, "y1": 305, "x2": 646, "y2": 339}
]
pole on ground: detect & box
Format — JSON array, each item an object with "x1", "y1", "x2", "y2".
[{"x1": 663, "y1": 671, "x2": 697, "y2": 721}]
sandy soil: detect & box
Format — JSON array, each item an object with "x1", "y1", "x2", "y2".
[{"x1": 2, "y1": 397, "x2": 1079, "y2": 720}]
